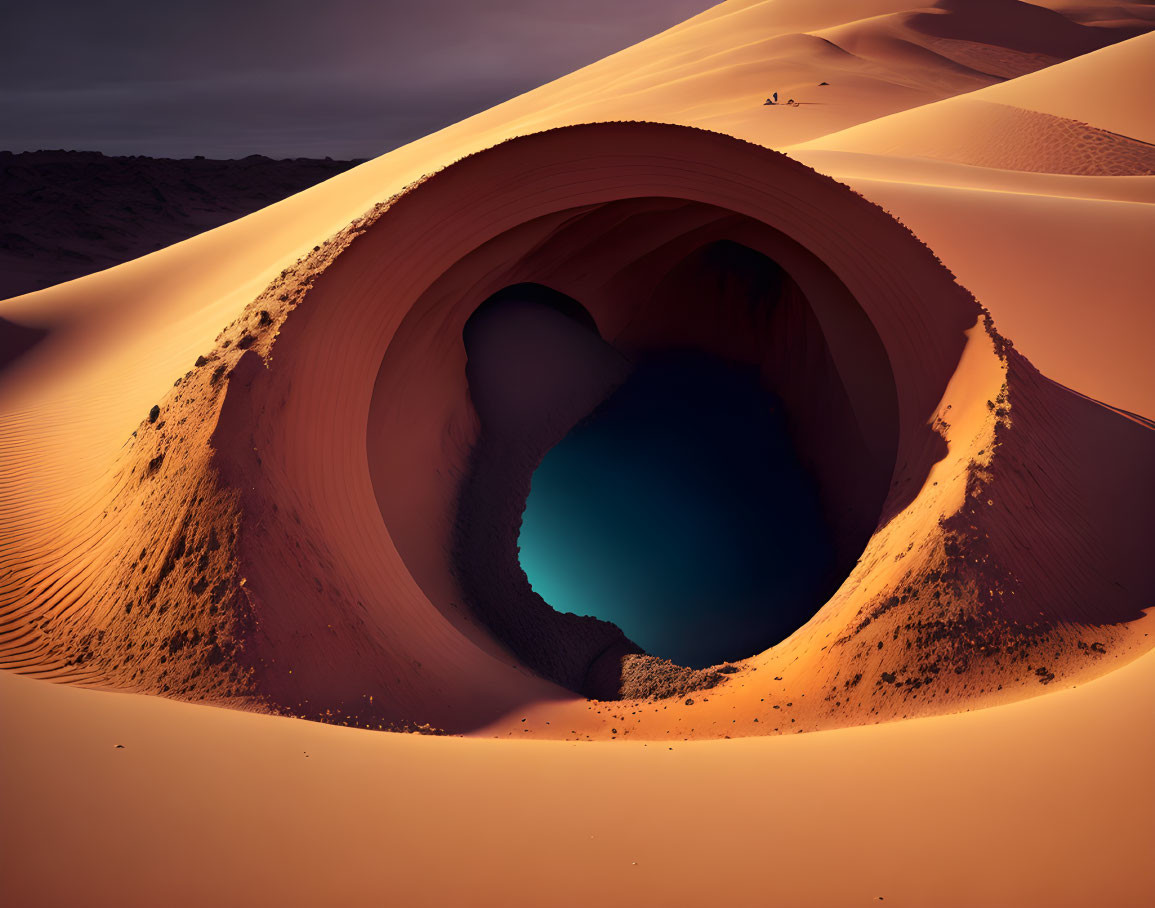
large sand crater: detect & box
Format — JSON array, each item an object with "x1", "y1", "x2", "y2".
[
  {"x1": 6, "y1": 123, "x2": 1153, "y2": 737},
  {"x1": 388, "y1": 211, "x2": 910, "y2": 696},
  {"x1": 364, "y1": 124, "x2": 969, "y2": 702}
]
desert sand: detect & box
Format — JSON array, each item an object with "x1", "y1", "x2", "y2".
[
  {"x1": 2, "y1": 1, "x2": 1153, "y2": 905},
  {"x1": 3, "y1": 645, "x2": 1153, "y2": 907}
]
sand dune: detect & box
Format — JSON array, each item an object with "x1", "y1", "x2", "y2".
[
  {"x1": 790, "y1": 32, "x2": 1155, "y2": 416},
  {"x1": 3, "y1": 643, "x2": 1153, "y2": 907},
  {"x1": 791, "y1": 30, "x2": 1155, "y2": 170},
  {"x1": 799, "y1": 98, "x2": 1155, "y2": 175},
  {"x1": 2, "y1": 0, "x2": 1153, "y2": 904}
]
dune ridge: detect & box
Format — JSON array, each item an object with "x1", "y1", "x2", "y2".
[{"x1": 800, "y1": 98, "x2": 1155, "y2": 174}]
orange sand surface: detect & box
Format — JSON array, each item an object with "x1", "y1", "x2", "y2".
[{"x1": 3, "y1": 641, "x2": 1153, "y2": 907}]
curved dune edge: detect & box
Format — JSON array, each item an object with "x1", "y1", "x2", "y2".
[
  {"x1": 795, "y1": 98, "x2": 1155, "y2": 175},
  {"x1": 790, "y1": 31, "x2": 1155, "y2": 174},
  {"x1": 968, "y1": 26, "x2": 1155, "y2": 145},
  {"x1": 2, "y1": 121, "x2": 1150, "y2": 739}
]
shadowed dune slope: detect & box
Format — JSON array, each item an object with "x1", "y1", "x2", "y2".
[{"x1": 0, "y1": 152, "x2": 363, "y2": 301}]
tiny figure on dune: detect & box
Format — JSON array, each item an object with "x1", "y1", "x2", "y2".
[{"x1": 764, "y1": 91, "x2": 803, "y2": 108}]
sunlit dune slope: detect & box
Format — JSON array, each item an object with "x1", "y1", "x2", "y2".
[
  {"x1": 790, "y1": 31, "x2": 1155, "y2": 417},
  {"x1": 791, "y1": 29, "x2": 1155, "y2": 168}
]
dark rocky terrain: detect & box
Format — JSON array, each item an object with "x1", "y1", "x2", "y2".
[{"x1": 0, "y1": 150, "x2": 363, "y2": 299}]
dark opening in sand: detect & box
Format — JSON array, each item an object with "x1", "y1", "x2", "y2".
[
  {"x1": 448, "y1": 229, "x2": 898, "y2": 696},
  {"x1": 367, "y1": 181, "x2": 904, "y2": 700},
  {"x1": 517, "y1": 349, "x2": 836, "y2": 669}
]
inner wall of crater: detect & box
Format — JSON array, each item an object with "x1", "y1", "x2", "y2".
[{"x1": 368, "y1": 197, "x2": 900, "y2": 698}]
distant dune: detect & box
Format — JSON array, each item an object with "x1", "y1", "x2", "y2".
[
  {"x1": 0, "y1": 151, "x2": 361, "y2": 300},
  {"x1": 2, "y1": 2, "x2": 1152, "y2": 906},
  {"x1": 790, "y1": 32, "x2": 1155, "y2": 417}
]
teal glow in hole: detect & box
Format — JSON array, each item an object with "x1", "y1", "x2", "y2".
[{"x1": 517, "y1": 351, "x2": 835, "y2": 669}]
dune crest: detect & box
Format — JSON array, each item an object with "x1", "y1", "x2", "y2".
[
  {"x1": 792, "y1": 31, "x2": 1155, "y2": 173},
  {"x1": 786, "y1": 31, "x2": 1155, "y2": 418}
]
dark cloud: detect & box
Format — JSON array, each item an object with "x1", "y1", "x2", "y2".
[{"x1": 2, "y1": 1, "x2": 716, "y2": 158}]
